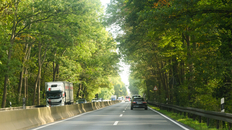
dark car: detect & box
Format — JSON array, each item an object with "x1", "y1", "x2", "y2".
[
  {"x1": 76, "y1": 99, "x2": 87, "y2": 104},
  {"x1": 131, "y1": 97, "x2": 147, "y2": 110}
]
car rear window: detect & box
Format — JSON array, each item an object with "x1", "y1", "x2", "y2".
[{"x1": 134, "y1": 98, "x2": 144, "y2": 101}]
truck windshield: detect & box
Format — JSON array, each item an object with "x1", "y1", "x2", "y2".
[{"x1": 46, "y1": 92, "x2": 62, "y2": 99}]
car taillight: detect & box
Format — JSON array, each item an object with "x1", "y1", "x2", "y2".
[
  {"x1": 133, "y1": 101, "x2": 136, "y2": 103},
  {"x1": 143, "y1": 102, "x2": 147, "y2": 104}
]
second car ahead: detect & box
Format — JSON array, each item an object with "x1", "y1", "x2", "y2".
[
  {"x1": 76, "y1": 99, "x2": 87, "y2": 104},
  {"x1": 131, "y1": 97, "x2": 147, "y2": 110}
]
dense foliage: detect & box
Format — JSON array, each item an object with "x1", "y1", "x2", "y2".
[
  {"x1": 106, "y1": 0, "x2": 232, "y2": 112},
  {"x1": 0, "y1": 0, "x2": 126, "y2": 108}
]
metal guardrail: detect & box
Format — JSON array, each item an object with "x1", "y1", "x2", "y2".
[{"x1": 148, "y1": 101, "x2": 232, "y2": 129}]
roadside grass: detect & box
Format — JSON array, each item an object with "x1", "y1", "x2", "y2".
[{"x1": 148, "y1": 104, "x2": 227, "y2": 130}]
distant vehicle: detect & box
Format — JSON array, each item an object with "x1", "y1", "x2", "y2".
[
  {"x1": 91, "y1": 98, "x2": 99, "y2": 102},
  {"x1": 97, "y1": 99, "x2": 102, "y2": 102},
  {"x1": 76, "y1": 99, "x2": 87, "y2": 104},
  {"x1": 103, "y1": 99, "x2": 111, "y2": 101},
  {"x1": 131, "y1": 97, "x2": 147, "y2": 110},
  {"x1": 45, "y1": 81, "x2": 74, "y2": 107},
  {"x1": 118, "y1": 97, "x2": 122, "y2": 100},
  {"x1": 125, "y1": 96, "x2": 130, "y2": 102},
  {"x1": 111, "y1": 95, "x2": 117, "y2": 101},
  {"x1": 131, "y1": 95, "x2": 141, "y2": 100}
]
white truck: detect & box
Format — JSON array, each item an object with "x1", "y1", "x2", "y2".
[
  {"x1": 45, "y1": 81, "x2": 74, "y2": 107},
  {"x1": 111, "y1": 95, "x2": 117, "y2": 101}
]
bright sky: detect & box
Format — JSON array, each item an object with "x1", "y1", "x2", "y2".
[
  {"x1": 100, "y1": 0, "x2": 131, "y2": 94},
  {"x1": 100, "y1": 0, "x2": 110, "y2": 7}
]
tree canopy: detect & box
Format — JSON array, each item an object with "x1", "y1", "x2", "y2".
[
  {"x1": 0, "y1": 0, "x2": 121, "y2": 107},
  {"x1": 106, "y1": 0, "x2": 232, "y2": 112}
]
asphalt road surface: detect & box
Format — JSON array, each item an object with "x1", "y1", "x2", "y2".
[{"x1": 30, "y1": 102, "x2": 194, "y2": 130}]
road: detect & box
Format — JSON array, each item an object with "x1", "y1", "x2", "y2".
[{"x1": 30, "y1": 102, "x2": 193, "y2": 130}]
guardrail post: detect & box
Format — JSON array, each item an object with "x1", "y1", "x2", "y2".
[
  {"x1": 217, "y1": 120, "x2": 219, "y2": 129},
  {"x1": 222, "y1": 121, "x2": 225, "y2": 129},
  {"x1": 229, "y1": 123, "x2": 231, "y2": 130},
  {"x1": 198, "y1": 116, "x2": 201, "y2": 123},
  {"x1": 207, "y1": 118, "x2": 209, "y2": 127}
]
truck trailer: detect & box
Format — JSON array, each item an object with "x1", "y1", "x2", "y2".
[{"x1": 45, "y1": 81, "x2": 74, "y2": 107}]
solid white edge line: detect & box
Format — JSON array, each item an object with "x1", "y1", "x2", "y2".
[
  {"x1": 113, "y1": 121, "x2": 119, "y2": 125},
  {"x1": 148, "y1": 107, "x2": 189, "y2": 130},
  {"x1": 32, "y1": 103, "x2": 119, "y2": 130}
]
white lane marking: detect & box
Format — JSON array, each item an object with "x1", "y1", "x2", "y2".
[
  {"x1": 120, "y1": 114, "x2": 123, "y2": 117},
  {"x1": 125, "y1": 103, "x2": 130, "y2": 110},
  {"x1": 123, "y1": 111, "x2": 125, "y2": 112},
  {"x1": 32, "y1": 103, "x2": 119, "y2": 130},
  {"x1": 148, "y1": 107, "x2": 189, "y2": 130},
  {"x1": 113, "y1": 121, "x2": 119, "y2": 125}
]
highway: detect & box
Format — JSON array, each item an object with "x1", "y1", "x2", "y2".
[{"x1": 30, "y1": 102, "x2": 193, "y2": 130}]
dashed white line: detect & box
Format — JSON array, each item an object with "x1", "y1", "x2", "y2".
[
  {"x1": 113, "y1": 121, "x2": 119, "y2": 125},
  {"x1": 120, "y1": 114, "x2": 123, "y2": 117},
  {"x1": 123, "y1": 111, "x2": 125, "y2": 112}
]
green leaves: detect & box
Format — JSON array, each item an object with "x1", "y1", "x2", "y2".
[
  {"x1": 106, "y1": 0, "x2": 232, "y2": 111},
  {"x1": 0, "y1": 0, "x2": 121, "y2": 107}
]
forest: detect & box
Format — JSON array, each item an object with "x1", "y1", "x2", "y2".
[
  {"x1": 0, "y1": 0, "x2": 128, "y2": 108},
  {"x1": 106, "y1": 0, "x2": 232, "y2": 113}
]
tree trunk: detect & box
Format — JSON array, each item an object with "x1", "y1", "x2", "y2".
[
  {"x1": 25, "y1": 45, "x2": 31, "y2": 104},
  {"x1": 76, "y1": 83, "x2": 82, "y2": 98},
  {"x1": 33, "y1": 77, "x2": 38, "y2": 105},
  {"x1": 161, "y1": 61, "x2": 168, "y2": 100},
  {"x1": 37, "y1": 41, "x2": 47, "y2": 105},
  {"x1": 169, "y1": 59, "x2": 173, "y2": 103},
  {"x1": 25, "y1": 69, "x2": 29, "y2": 104},
  {"x1": 18, "y1": 42, "x2": 30, "y2": 103},
  {"x1": 37, "y1": 66, "x2": 41, "y2": 105},
  {"x1": 24, "y1": 68, "x2": 27, "y2": 102},
  {"x1": 185, "y1": 31, "x2": 193, "y2": 104},
  {"x1": 82, "y1": 86, "x2": 86, "y2": 98},
  {"x1": 33, "y1": 44, "x2": 42, "y2": 105},
  {"x1": 53, "y1": 61, "x2": 55, "y2": 81},
  {"x1": 18, "y1": 68, "x2": 24, "y2": 103},
  {"x1": 53, "y1": 63, "x2": 59, "y2": 81},
  {"x1": 2, "y1": 0, "x2": 18, "y2": 108}
]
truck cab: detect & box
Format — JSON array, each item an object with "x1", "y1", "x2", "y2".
[{"x1": 45, "y1": 81, "x2": 73, "y2": 107}]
